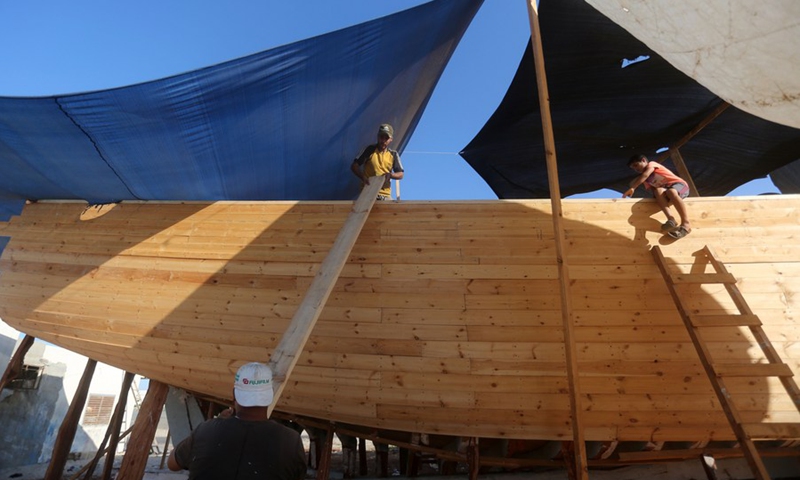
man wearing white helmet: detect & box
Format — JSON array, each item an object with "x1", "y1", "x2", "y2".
[{"x1": 168, "y1": 362, "x2": 306, "y2": 480}]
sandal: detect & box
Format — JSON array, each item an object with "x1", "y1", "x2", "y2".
[
  {"x1": 660, "y1": 219, "x2": 678, "y2": 232},
  {"x1": 668, "y1": 225, "x2": 690, "y2": 239}
]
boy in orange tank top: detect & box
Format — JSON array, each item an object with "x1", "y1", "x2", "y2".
[{"x1": 623, "y1": 154, "x2": 692, "y2": 239}]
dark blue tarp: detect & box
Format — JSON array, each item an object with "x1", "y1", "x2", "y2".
[
  {"x1": 461, "y1": 0, "x2": 800, "y2": 199},
  {"x1": 0, "y1": 0, "x2": 483, "y2": 217}
]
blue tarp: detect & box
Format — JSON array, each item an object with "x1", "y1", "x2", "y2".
[{"x1": 0, "y1": 0, "x2": 483, "y2": 218}]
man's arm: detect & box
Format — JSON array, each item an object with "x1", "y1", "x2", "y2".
[
  {"x1": 388, "y1": 151, "x2": 404, "y2": 181},
  {"x1": 167, "y1": 434, "x2": 193, "y2": 471},
  {"x1": 351, "y1": 160, "x2": 368, "y2": 184},
  {"x1": 167, "y1": 449, "x2": 183, "y2": 471}
]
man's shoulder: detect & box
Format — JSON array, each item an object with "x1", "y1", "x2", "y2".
[
  {"x1": 192, "y1": 417, "x2": 233, "y2": 435},
  {"x1": 266, "y1": 419, "x2": 303, "y2": 437},
  {"x1": 355, "y1": 143, "x2": 379, "y2": 160}
]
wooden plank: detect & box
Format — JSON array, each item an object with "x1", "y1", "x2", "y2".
[
  {"x1": 690, "y1": 314, "x2": 762, "y2": 327},
  {"x1": 714, "y1": 363, "x2": 795, "y2": 378},
  {"x1": 742, "y1": 422, "x2": 800, "y2": 439},
  {"x1": 267, "y1": 176, "x2": 382, "y2": 416},
  {"x1": 670, "y1": 273, "x2": 738, "y2": 284}
]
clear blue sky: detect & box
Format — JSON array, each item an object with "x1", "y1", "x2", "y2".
[{"x1": 0, "y1": 0, "x2": 778, "y2": 200}]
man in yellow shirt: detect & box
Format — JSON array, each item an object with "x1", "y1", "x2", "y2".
[{"x1": 350, "y1": 123, "x2": 404, "y2": 200}]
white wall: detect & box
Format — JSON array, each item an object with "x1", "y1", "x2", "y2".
[
  {"x1": 0, "y1": 323, "x2": 140, "y2": 467},
  {"x1": 0, "y1": 319, "x2": 20, "y2": 372}
]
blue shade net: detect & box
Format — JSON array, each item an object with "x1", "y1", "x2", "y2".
[
  {"x1": 461, "y1": 0, "x2": 800, "y2": 199},
  {"x1": 0, "y1": 0, "x2": 484, "y2": 220}
]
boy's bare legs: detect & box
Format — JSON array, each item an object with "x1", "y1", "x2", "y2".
[
  {"x1": 664, "y1": 188, "x2": 691, "y2": 231},
  {"x1": 653, "y1": 187, "x2": 677, "y2": 225}
]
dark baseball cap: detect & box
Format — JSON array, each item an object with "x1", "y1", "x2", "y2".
[{"x1": 378, "y1": 124, "x2": 394, "y2": 138}]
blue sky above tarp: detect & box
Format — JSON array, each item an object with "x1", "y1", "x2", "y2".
[{"x1": 0, "y1": 0, "x2": 483, "y2": 215}]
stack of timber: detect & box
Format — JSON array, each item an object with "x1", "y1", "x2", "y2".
[{"x1": 0, "y1": 195, "x2": 798, "y2": 445}]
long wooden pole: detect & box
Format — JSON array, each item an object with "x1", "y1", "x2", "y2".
[
  {"x1": 525, "y1": 1, "x2": 588, "y2": 479},
  {"x1": 267, "y1": 175, "x2": 383, "y2": 416}
]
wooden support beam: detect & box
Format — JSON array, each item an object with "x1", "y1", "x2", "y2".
[
  {"x1": 359, "y1": 437, "x2": 368, "y2": 475},
  {"x1": 101, "y1": 376, "x2": 136, "y2": 480},
  {"x1": 0, "y1": 334, "x2": 34, "y2": 392},
  {"x1": 44, "y1": 358, "x2": 98, "y2": 480},
  {"x1": 525, "y1": 1, "x2": 588, "y2": 479},
  {"x1": 67, "y1": 426, "x2": 133, "y2": 480},
  {"x1": 315, "y1": 426, "x2": 334, "y2": 480},
  {"x1": 116, "y1": 379, "x2": 169, "y2": 480},
  {"x1": 467, "y1": 437, "x2": 480, "y2": 480},
  {"x1": 160, "y1": 430, "x2": 171, "y2": 469},
  {"x1": 267, "y1": 175, "x2": 382, "y2": 416},
  {"x1": 81, "y1": 371, "x2": 135, "y2": 480}
]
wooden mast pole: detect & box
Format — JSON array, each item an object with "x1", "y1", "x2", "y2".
[{"x1": 525, "y1": 1, "x2": 588, "y2": 479}]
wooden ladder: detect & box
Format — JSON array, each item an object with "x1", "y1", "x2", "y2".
[{"x1": 651, "y1": 245, "x2": 800, "y2": 480}]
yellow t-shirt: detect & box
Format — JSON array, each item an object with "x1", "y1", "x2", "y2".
[{"x1": 355, "y1": 145, "x2": 403, "y2": 197}]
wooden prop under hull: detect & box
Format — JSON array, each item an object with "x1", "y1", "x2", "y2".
[{"x1": 0, "y1": 196, "x2": 798, "y2": 443}]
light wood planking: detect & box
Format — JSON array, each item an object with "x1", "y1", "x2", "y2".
[{"x1": 0, "y1": 195, "x2": 798, "y2": 441}]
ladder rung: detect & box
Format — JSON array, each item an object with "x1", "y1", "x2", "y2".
[
  {"x1": 714, "y1": 363, "x2": 795, "y2": 378},
  {"x1": 742, "y1": 422, "x2": 800, "y2": 440},
  {"x1": 669, "y1": 272, "x2": 737, "y2": 284},
  {"x1": 689, "y1": 314, "x2": 762, "y2": 327}
]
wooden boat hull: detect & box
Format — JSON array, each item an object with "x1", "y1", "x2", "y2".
[{"x1": 0, "y1": 196, "x2": 798, "y2": 442}]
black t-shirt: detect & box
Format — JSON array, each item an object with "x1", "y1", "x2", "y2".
[{"x1": 173, "y1": 417, "x2": 306, "y2": 480}]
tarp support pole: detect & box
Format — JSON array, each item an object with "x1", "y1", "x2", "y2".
[
  {"x1": 656, "y1": 101, "x2": 730, "y2": 196},
  {"x1": 525, "y1": 1, "x2": 589, "y2": 479},
  {"x1": 267, "y1": 176, "x2": 383, "y2": 416},
  {"x1": 670, "y1": 149, "x2": 699, "y2": 197}
]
